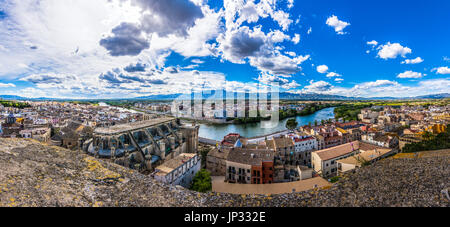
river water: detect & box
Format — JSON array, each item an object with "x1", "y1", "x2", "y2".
[{"x1": 198, "y1": 107, "x2": 336, "y2": 141}]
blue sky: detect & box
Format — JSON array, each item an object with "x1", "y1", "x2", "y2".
[{"x1": 0, "y1": 0, "x2": 449, "y2": 98}]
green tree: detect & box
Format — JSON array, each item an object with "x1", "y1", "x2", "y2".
[
  {"x1": 402, "y1": 125, "x2": 450, "y2": 153},
  {"x1": 190, "y1": 169, "x2": 212, "y2": 193},
  {"x1": 421, "y1": 131, "x2": 434, "y2": 141},
  {"x1": 286, "y1": 118, "x2": 298, "y2": 131}
]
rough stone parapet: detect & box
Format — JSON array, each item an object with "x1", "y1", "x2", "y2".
[{"x1": 0, "y1": 138, "x2": 448, "y2": 207}]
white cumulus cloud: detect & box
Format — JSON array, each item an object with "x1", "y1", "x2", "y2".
[
  {"x1": 401, "y1": 57, "x2": 424, "y2": 64},
  {"x1": 326, "y1": 15, "x2": 350, "y2": 35},
  {"x1": 377, "y1": 42, "x2": 412, "y2": 60},
  {"x1": 316, "y1": 65, "x2": 329, "y2": 74},
  {"x1": 367, "y1": 40, "x2": 378, "y2": 46},
  {"x1": 292, "y1": 34, "x2": 300, "y2": 44},
  {"x1": 326, "y1": 72, "x2": 342, "y2": 78},
  {"x1": 397, "y1": 70, "x2": 424, "y2": 78},
  {"x1": 432, "y1": 66, "x2": 450, "y2": 75}
]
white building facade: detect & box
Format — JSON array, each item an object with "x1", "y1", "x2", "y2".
[
  {"x1": 288, "y1": 134, "x2": 317, "y2": 167},
  {"x1": 154, "y1": 153, "x2": 201, "y2": 188}
]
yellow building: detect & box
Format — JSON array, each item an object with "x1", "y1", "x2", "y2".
[
  {"x1": 430, "y1": 124, "x2": 446, "y2": 134},
  {"x1": 420, "y1": 124, "x2": 447, "y2": 135}
]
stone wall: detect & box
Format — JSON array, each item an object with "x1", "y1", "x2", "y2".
[{"x1": 0, "y1": 138, "x2": 448, "y2": 207}]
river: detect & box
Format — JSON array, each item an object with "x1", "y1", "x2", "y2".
[{"x1": 198, "y1": 107, "x2": 336, "y2": 141}]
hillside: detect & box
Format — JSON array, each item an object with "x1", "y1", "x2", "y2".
[{"x1": 0, "y1": 138, "x2": 448, "y2": 207}]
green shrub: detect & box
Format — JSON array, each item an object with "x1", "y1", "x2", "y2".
[
  {"x1": 329, "y1": 176, "x2": 340, "y2": 183},
  {"x1": 190, "y1": 169, "x2": 212, "y2": 193}
]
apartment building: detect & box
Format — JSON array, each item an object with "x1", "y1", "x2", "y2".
[
  {"x1": 312, "y1": 141, "x2": 392, "y2": 177},
  {"x1": 19, "y1": 127, "x2": 51, "y2": 143},
  {"x1": 269, "y1": 137, "x2": 295, "y2": 165},
  {"x1": 362, "y1": 132, "x2": 399, "y2": 148},
  {"x1": 311, "y1": 142, "x2": 361, "y2": 177},
  {"x1": 154, "y1": 153, "x2": 200, "y2": 188},
  {"x1": 206, "y1": 147, "x2": 231, "y2": 176},
  {"x1": 287, "y1": 133, "x2": 317, "y2": 167},
  {"x1": 226, "y1": 148, "x2": 274, "y2": 184},
  {"x1": 337, "y1": 146, "x2": 395, "y2": 174}
]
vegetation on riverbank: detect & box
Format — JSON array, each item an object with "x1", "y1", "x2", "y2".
[
  {"x1": 334, "y1": 103, "x2": 373, "y2": 121},
  {"x1": 105, "y1": 101, "x2": 132, "y2": 108},
  {"x1": 0, "y1": 100, "x2": 31, "y2": 109},
  {"x1": 226, "y1": 103, "x2": 336, "y2": 124},
  {"x1": 280, "y1": 102, "x2": 336, "y2": 120},
  {"x1": 229, "y1": 115, "x2": 271, "y2": 124},
  {"x1": 286, "y1": 119, "x2": 298, "y2": 130},
  {"x1": 68, "y1": 101, "x2": 99, "y2": 106}
]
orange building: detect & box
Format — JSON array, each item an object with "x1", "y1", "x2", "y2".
[
  {"x1": 262, "y1": 161, "x2": 274, "y2": 184},
  {"x1": 251, "y1": 165, "x2": 262, "y2": 184}
]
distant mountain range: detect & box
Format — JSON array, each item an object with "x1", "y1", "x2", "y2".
[
  {"x1": 412, "y1": 93, "x2": 450, "y2": 99},
  {"x1": 0, "y1": 95, "x2": 63, "y2": 101},
  {"x1": 1, "y1": 92, "x2": 449, "y2": 101},
  {"x1": 135, "y1": 92, "x2": 450, "y2": 101},
  {"x1": 136, "y1": 92, "x2": 358, "y2": 100}
]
